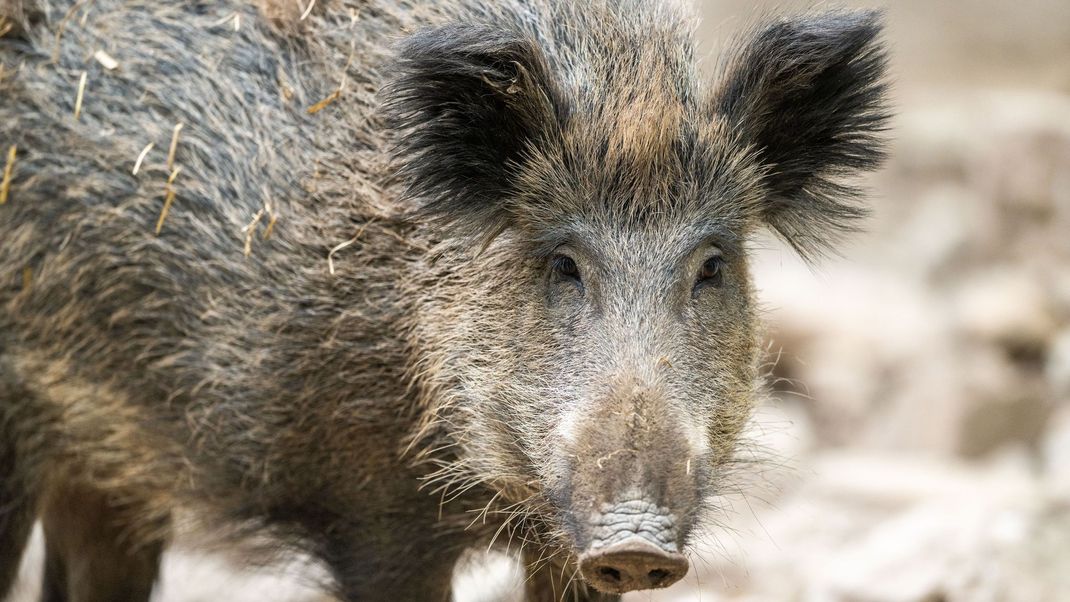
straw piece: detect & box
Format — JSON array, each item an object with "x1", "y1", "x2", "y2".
[
  {"x1": 166, "y1": 123, "x2": 183, "y2": 171},
  {"x1": 155, "y1": 167, "x2": 181, "y2": 235},
  {"x1": 132, "y1": 142, "x2": 154, "y2": 175},
  {"x1": 243, "y1": 208, "x2": 265, "y2": 257},
  {"x1": 74, "y1": 71, "x2": 87, "y2": 119},
  {"x1": 94, "y1": 50, "x2": 118, "y2": 70},
  {"x1": 306, "y1": 90, "x2": 340, "y2": 115},
  {"x1": 22, "y1": 267, "x2": 32, "y2": 290},
  {"x1": 306, "y1": 45, "x2": 355, "y2": 115},
  {"x1": 300, "y1": 0, "x2": 316, "y2": 21},
  {"x1": 0, "y1": 145, "x2": 15, "y2": 205},
  {"x1": 263, "y1": 202, "x2": 278, "y2": 240}
]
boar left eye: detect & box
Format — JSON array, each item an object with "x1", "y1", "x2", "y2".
[
  {"x1": 694, "y1": 255, "x2": 724, "y2": 291},
  {"x1": 552, "y1": 254, "x2": 581, "y2": 283}
]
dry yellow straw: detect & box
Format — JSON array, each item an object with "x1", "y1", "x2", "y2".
[
  {"x1": 132, "y1": 142, "x2": 154, "y2": 175},
  {"x1": 243, "y1": 208, "x2": 265, "y2": 257},
  {"x1": 73, "y1": 71, "x2": 87, "y2": 119},
  {"x1": 307, "y1": 90, "x2": 340, "y2": 115},
  {"x1": 22, "y1": 267, "x2": 32, "y2": 290},
  {"x1": 307, "y1": 44, "x2": 354, "y2": 114},
  {"x1": 166, "y1": 123, "x2": 183, "y2": 171},
  {"x1": 155, "y1": 167, "x2": 181, "y2": 235},
  {"x1": 263, "y1": 202, "x2": 278, "y2": 240},
  {"x1": 300, "y1": 0, "x2": 316, "y2": 20},
  {"x1": 0, "y1": 145, "x2": 15, "y2": 205},
  {"x1": 93, "y1": 50, "x2": 118, "y2": 70}
]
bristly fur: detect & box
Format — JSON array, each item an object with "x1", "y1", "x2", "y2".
[
  {"x1": 0, "y1": 1, "x2": 889, "y2": 600},
  {"x1": 716, "y1": 10, "x2": 890, "y2": 259}
]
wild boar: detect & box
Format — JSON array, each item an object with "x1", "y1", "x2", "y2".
[{"x1": 0, "y1": 0, "x2": 888, "y2": 599}]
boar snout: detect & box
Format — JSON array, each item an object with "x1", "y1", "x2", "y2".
[
  {"x1": 578, "y1": 499, "x2": 689, "y2": 593},
  {"x1": 560, "y1": 379, "x2": 702, "y2": 592}
]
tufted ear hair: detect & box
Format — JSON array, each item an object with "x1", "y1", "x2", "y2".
[
  {"x1": 383, "y1": 25, "x2": 564, "y2": 234},
  {"x1": 715, "y1": 10, "x2": 890, "y2": 259}
]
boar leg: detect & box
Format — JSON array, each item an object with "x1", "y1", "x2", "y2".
[
  {"x1": 0, "y1": 359, "x2": 42, "y2": 599},
  {"x1": 0, "y1": 437, "x2": 37, "y2": 599},
  {"x1": 0, "y1": 487, "x2": 34, "y2": 601},
  {"x1": 40, "y1": 482, "x2": 166, "y2": 602},
  {"x1": 324, "y1": 524, "x2": 466, "y2": 601}
]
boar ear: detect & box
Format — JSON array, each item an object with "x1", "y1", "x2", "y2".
[
  {"x1": 383, "y1": 25, "x2": 563, "y2": 233},
  {"x1": 715, "y1": 11, "x2": 890, "y2": 259}
]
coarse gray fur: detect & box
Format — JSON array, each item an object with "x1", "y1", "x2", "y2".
[{"x1": 0, "y1": 0, "x2": 888, "y2": 600}]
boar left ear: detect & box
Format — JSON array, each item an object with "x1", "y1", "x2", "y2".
[
  {"x1": 715, "y1": 11, "x2": 890, "y2": 259},
  {"x1": 383, "y1": 25, "x2": 563, "y2": 233}
]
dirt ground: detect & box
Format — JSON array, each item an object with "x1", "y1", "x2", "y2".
[{"x1": 6, "y1": 1, "x2": 1070, "y2": 601}]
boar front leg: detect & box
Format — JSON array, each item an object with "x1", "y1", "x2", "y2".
[
  {"x1": 40, "y1": 481, "x2": 167, "y2": 602},
  {"x1": 0, "y1": 372, "x2": 39, "y2": 599},
  {"x1": 1, "y1": 356, "x2": 49, "y2": 599},
  {"x1": 323, "y1": 521, "x2": 469, "y2": 601}
]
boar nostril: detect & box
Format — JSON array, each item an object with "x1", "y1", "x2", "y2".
[
  {"x1": 579, "y1": 539, "x2": 688, "y2": 594},
  {"x1": 598, "y1": 566, "x2": 621, "y2": 582},
  {"x1": 648, "y1": 568, "x2": 670, "y2": 584}
]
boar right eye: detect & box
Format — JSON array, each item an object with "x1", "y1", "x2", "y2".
[
  {"x1": 693, "y1": 255, "x2": 725, "y2": 293},
  {"x1": 552, "y1": 254, "x2": 581, "y2": 283}
]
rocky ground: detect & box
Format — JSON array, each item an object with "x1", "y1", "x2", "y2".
[{"x1": 7, "y1": 1, "x2": 1070, "y2": 601}]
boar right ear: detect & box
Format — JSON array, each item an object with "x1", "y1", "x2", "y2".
[
  {"x1": 383, "y1": 25, "x2": 563, "y2": 233},
  {"x1": 715, "y1": 11, "x2": 890, "y2": 259}
]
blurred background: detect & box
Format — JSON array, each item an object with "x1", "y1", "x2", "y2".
[{"x1": 7, "y1": 0, "x2": 1070, "y2": 601}]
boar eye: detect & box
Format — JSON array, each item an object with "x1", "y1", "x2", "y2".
[
  {"x1": 694, "y1": 255, "x2": 724, "y2": 291},
  {"x1": 552, "y1": 254, "x2": 581, "y2": 282}
]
